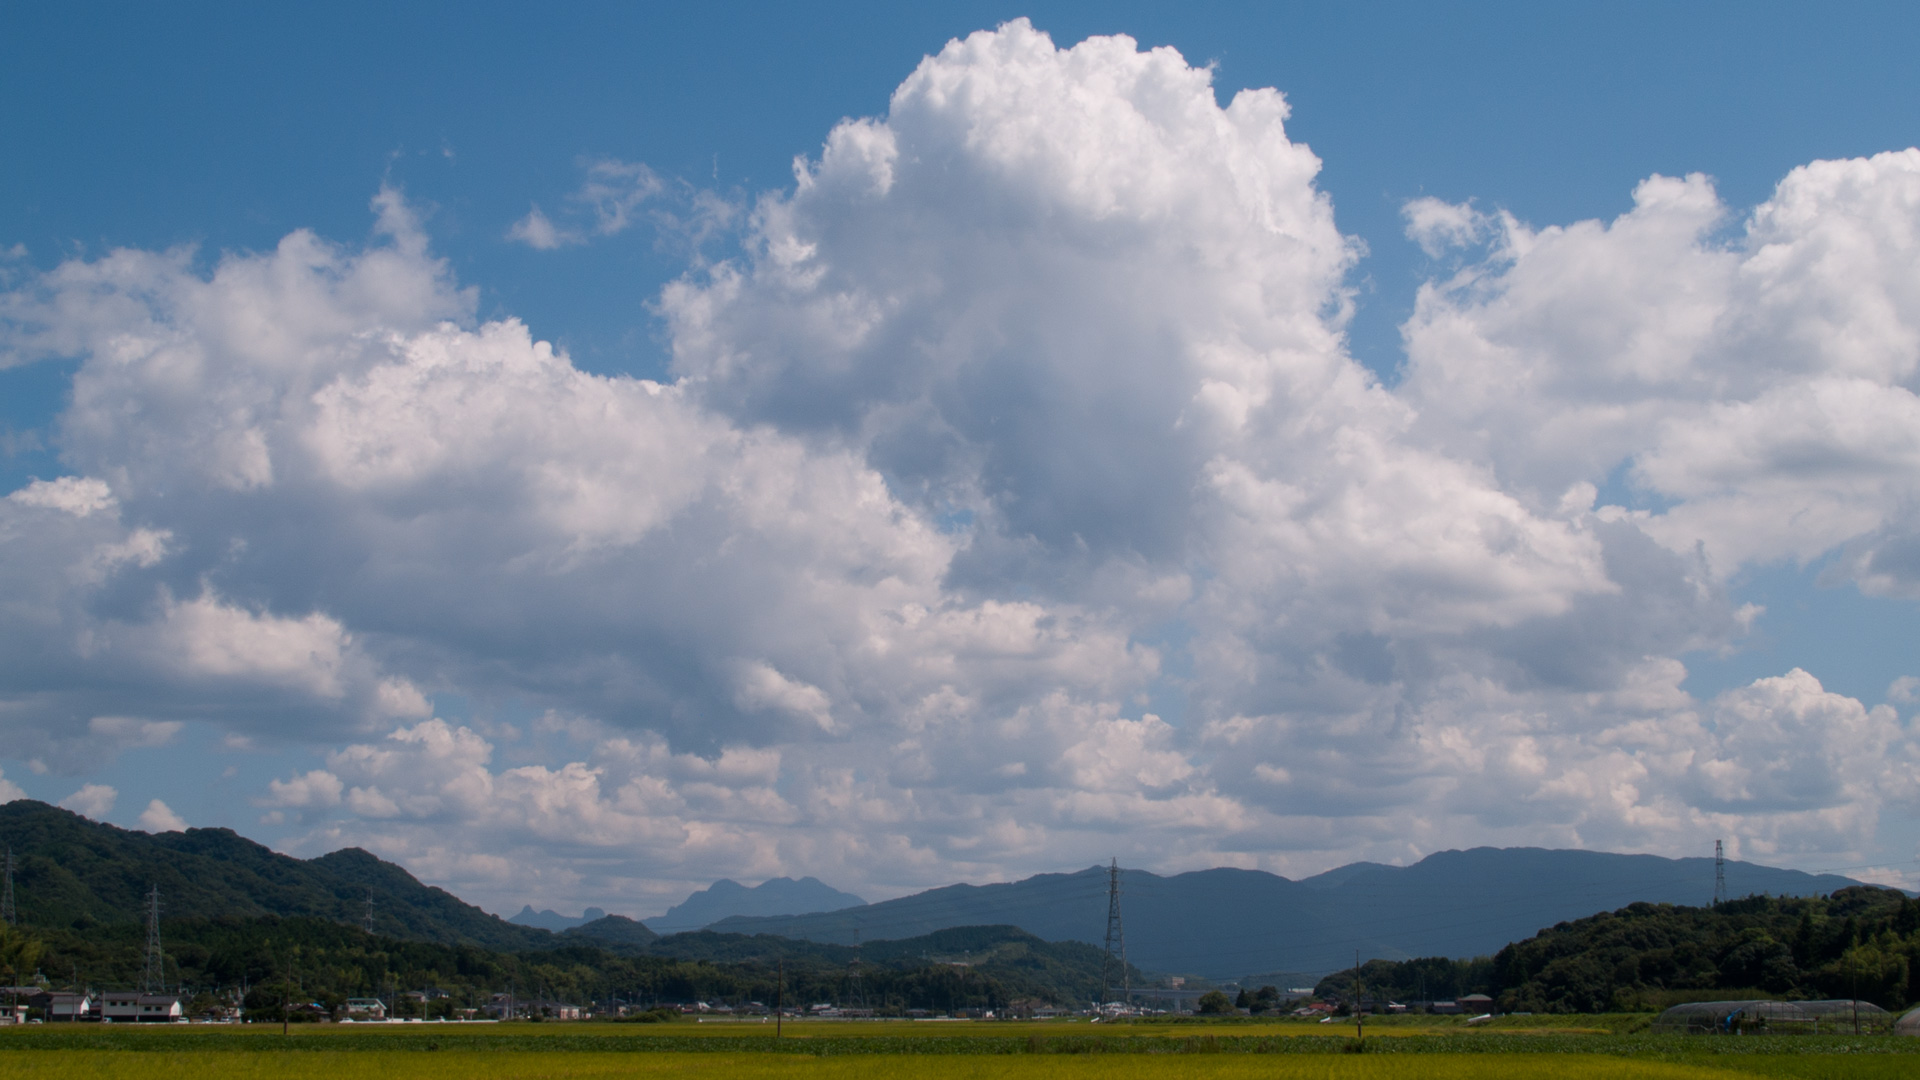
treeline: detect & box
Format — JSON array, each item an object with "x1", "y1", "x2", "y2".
[
  {"x1": 8, "y1": 915, "x2": 1127, "y2": 1016},
  {"x1": 1315, "y1": 886, "x2": 1920, "y2": 1013}
]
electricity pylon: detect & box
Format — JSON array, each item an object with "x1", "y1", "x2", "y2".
[
  {"x1": 1101, "y1": 858, "x2": 1128, "y2": 1008},
  {"x1": 142, "y1": 884, "x2": 165, "y2": 993}
]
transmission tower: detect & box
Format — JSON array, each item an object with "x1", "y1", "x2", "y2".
[
  {"x1": 1100, "y1": 858, "x2": 1128, "y2": 1007},
  {"x1": 141, "y1": 884, "x2": 165, "y2": 993},
  {"x1": 364, "y1": 893, "x2": 375, "y2": 934},
  {"x1": 847, "y1": 924, "x2": 867, "y2": 1011},
  {"x1": 1713, "y1": 840, "x2": 1727, "y2": 907},
  {"x1": 1, "y1": 847, "x2": 16, "y2": 926}
]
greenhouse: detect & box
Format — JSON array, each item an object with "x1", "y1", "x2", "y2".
[
  {"x1": 1896, "y1": 1006, "x2": 1920, "y2": 1036},
  {"x1": 1793, "y1": 1000, "x2": 1891, "y2": 1034},
  {"x1": 1651, "y1": 1000, "x2": 1815, "y2": 1035}
]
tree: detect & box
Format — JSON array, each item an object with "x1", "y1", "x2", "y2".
[
  {"x1": 1196, "y1": 989, "x2": 1233, "y2": 1014},
  {"x1": 0, "y1": 923, "x2": 42, "y2": 987}
]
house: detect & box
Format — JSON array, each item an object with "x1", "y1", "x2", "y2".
[
  {"x1": 100, "y1": 992, "x2": 184, "y2": 1023},
  {"x1": 343, "y1": 998, "x2": 388, "y2": 1021},
  {"x1": 1457, "y1": 994, "x2": 1494, "y2": 1014},
  {"x1": 30, "y1": 991, "x2": 92, "y2": 1021}
]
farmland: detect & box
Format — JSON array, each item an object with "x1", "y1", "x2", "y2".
[{"x1": 4, "y1": 1019, "x2": 1919, "y2": 1079}]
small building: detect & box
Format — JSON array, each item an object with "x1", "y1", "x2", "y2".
[
  {"x1": 30, "y1": 991, "x2": 92, "y2": 1021},
  {"x1": 1456, "y1": 994, "x2": 1494, "y2": 1014},
  {"x1": 100, "y1": 992, "x2": 184, "y2": 1023},
  {"x1": 343, "y1": 998, "x2": 388, "y2": 1021}
]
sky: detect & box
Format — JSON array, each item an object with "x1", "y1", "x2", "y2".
[{"x1": 4, "y1": 1, "x2": 1920, "y2": 921}]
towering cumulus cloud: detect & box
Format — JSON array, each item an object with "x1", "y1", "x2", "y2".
[{"x1": 1, "y1": 21, "x2": 1916, "y2": 907}]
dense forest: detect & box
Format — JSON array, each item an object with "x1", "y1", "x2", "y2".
[
  {"x1": 0, "y1": 915, "x2": 1136, "y2": 1017},
  {"x1": 1315, "y1": 886, "x2": 1920, "y2": 1013},
  {"x1": 0, "y1": 800, "x2": 560, "y2": 950}
]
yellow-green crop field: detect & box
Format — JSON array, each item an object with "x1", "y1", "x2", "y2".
[
  {"x1": 4, "y1": 1050, "x2": 1920, "y2": 1080},
  {"x1": 4, "y1": 1020, "x2": 1918, "y2": 1080}
]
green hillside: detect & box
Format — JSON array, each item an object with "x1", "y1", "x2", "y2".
[
  {"x1": 1315, "y1": 885, "x2": 1920, "y2": 1012},
  {"x1": 0, "y1": 800, "x2": 559, "y2": 951},
  {"x1": 8, "y1": 914, "x2": 1120, "y2": 1013}
]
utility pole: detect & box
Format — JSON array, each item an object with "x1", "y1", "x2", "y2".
[
  {"x1": 1852, "y1": 960, "x2": 1860, "y2": 1035},
  {"x1": 1354, "y1": 949, "x2": 1363, "y2": 1040},
  {"x1": 141, "y1": 884, "x2": 165, "y2": 993},
  {"x1": 1, "y1": 847, "x2": 16, "y2": 926},
  {"x1": 1713, "y1": 840, "x2": 1727, "y2": 907},
  {"x1": 775, "y1": 957, "x2": 783, "y2": 1039},
  {"x1": 1101, "y1": 858, "x2": 1128, "y2": 1011}
]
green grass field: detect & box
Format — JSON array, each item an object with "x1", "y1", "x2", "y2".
[
  {"x1": 3, "y1": 1050, "x2": 1918, "y2": 1080},
  {"x1": 4, "y1": 1020, "x2": 1917, "y2": 1079}
]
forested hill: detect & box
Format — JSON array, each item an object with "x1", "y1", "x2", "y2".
[
  {"x1": 1315, "y1": 886, "x2": 1920, "y2": 1013},
  {"x1": 0, "y1": 800, "x2": 585, "y2": 952},
  {"x1": 15, "y1": 915, "x2": 1129, "y2": 1013}
]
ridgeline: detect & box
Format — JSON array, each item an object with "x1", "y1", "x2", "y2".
[{"x1": 1315, "y1": 886, "x2": 1920, "y2": 1012}]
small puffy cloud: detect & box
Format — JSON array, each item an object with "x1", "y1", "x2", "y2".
[
  {"x1": 138, "y1": 798, "x2": 188, "y2": 832},
  {"x1": 154, "y1": 594, "x2": 350, "y2": 698},
  {"x1": 8, "y1": 476, "x2": 114, "y2": 516},
  {"x1": 262, "y1": 770, "x2": 345, "y2": 810},
  {"x1": 732, "y1": 662, "x2": 837, "y2": 733},
  {"x1": 0, "y1": 769, "x2": 24, "y2": 804},
  {"x1": 1889, "y1": 675, "x2": 1920, "y2": 705},
  {"x1": 60, "y1": 783, "x2": 116, "y2": 820},
  {"x1": 507, "y1": 205, "x2": 570, "y2": 250},
  {"x1": 1402, "y1": 197, "x2": 1489, "y2": 256}
]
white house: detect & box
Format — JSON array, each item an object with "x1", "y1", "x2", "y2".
[
  {"x1": 31, "y1": 991, "x2": 92, "y2": 1021},
  {"x1": 100, "y1": 992, "x2": 183, "y2": 1023}
]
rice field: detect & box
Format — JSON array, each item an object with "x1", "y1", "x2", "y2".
[
  {"x1": 4, "y1": 1022, "x2": 1918, "y2": 1080},
  {"x1": 3, "y1": 1049, "x2": 1919, "y2": 1080}
]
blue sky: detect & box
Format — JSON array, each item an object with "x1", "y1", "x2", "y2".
[{"x1": 3, "y1": 2, "x2": 1920, "y2": 916}]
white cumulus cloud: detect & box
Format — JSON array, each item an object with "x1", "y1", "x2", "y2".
[
  {"x1": 2, "y1": 21, "x2": 1918, "y2": 908},
  {"x1": 60, "y1": 783, "x2": 116, "y2": 820},
  {"x1": 139, "y1": 798, "x2": 188, "y2": 832}
]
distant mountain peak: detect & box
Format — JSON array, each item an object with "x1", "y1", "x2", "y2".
[
  {"x1": 648, "y1": 875, "x2": 867, "y2": 935},
  {"x1": 508, "y1": 905, "x2": 609, "y2": 932}
]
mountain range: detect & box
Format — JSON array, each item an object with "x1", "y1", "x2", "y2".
[
  {"x1": 0, "y1": 799, "x2": 1872, "y2": 980},
  {"x1": 645, "y1": 876, "x2": 867, "y2": 935},
  {"x1": 707, "y1": 849, "x2": 1868, "y2": 978}
]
